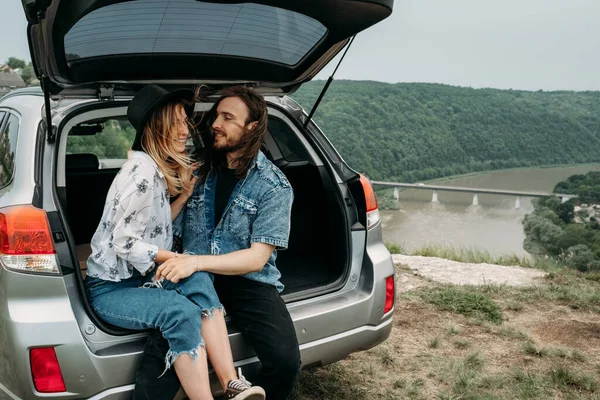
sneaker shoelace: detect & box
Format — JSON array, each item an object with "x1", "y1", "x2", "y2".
[{"x1": 228, "y1": 367, "x2": 252, "y2": 391}]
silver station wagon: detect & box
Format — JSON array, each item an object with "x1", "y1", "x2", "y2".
[{"x1": 0, "y1": 0, "x2": 395, "y2": 398}]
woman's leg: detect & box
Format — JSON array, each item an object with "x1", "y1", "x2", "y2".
[
  {"x1": 170, "y1": 272, "x2": 237, "y2": 389},
  {"x1": 173, "y1": 347, "x2": 212, "y2": 400},
  {"x1": 88, "y1": 279, "x2": 212, "y2": 399},
  {"x1": 201, "y1": 309, "x2": 236, "y2": 388}
]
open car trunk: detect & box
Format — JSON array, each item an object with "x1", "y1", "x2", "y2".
[
  {"x1": 62, "y1": 103, "x2": 349, "y2": 300},
  {"x1": 21, "y1": 0, "x2": 391, "y2": 301}
]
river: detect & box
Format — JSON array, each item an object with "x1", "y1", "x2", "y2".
[{"x1": 380, "y1": 164, "x2": 600, "y2": 256}]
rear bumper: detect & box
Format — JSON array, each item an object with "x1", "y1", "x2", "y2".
[
  {"x1": 300, "y1": 312, "x2": 393, "y2": 366},
  {"x1": 66, "y1": 317, "x2": 394, "y2": 400},
  {"x1": 87, "y1": 385, "x2": 135, "y2": 400}
]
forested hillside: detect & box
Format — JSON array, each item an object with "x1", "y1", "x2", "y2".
[{"x1": 291, "y1": 81, "x2": 600, "y2": 182}]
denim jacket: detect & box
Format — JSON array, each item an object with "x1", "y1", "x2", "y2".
[{"x1": 173, "y1": 151, "x2": 293, "y2": 292}]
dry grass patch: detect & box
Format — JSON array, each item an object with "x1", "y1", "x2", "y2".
[
  {"x1": 292, "y1": 268, "x2": 600, "y2": 400},
  {"x1": 445, "y1": 323, "x2": 462, "y2": 335}
]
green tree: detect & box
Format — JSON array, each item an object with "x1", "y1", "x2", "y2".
[
  {"x1": 6, "y1": 57, "x2": 26, "y2": 70},
  {"x1": 21, "y1": 62, "x2": 36, "y2": 86},
  {"x1": 564, "y1": 244, "x2": 597, "y2": 272},
  {"x1": 556, "y1": 202, "x2": 575, "y2": 224}
]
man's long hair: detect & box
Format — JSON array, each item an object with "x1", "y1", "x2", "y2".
[
  {"x1": 197, "y1": 86, "x2": 268, "y2": 182},
  {"x1": 141, "y1": 101, "x2": 195, "y2": 196}
]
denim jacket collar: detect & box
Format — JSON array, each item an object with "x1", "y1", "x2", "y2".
[
  {"x1": 202, "y1": 151, "x2": 266, "y2": 231},
  {"x1": 251, "y1": 150, "x2": 268, "y2": 171}
]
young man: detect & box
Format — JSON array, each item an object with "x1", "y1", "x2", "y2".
[{"x1": 133, "y1": 86, "x2": 301, "y2": 400}]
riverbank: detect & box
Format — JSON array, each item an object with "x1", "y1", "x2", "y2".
[
  {"x1": 291, "y1": 249, "x2": 600, "y2": 400},
  {"x1": 426, "y1": 162, "x2": 600, "y2": 185},
  {"x1": 374, "y1": 162, "x2": 600, "y2": 196}
]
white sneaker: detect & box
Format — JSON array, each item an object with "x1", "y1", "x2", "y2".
[{"x1": 225, "y1": 368, "x2": 266, "y2": 400}]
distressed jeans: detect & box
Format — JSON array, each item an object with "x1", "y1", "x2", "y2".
[
  {"x1": 133, "y1": 275, "x2": 301, "y2": 400},
  {"x1": 87, "y1": 270, "x2": 223, "y2": 370}
]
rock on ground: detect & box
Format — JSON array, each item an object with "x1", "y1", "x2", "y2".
[{"x1": 392, "y1": 254, "x2": 547, "y2": 286}]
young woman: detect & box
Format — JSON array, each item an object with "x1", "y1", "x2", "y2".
[{"x1": 85, "y1": 85, "x2": 265, "y2": 400}]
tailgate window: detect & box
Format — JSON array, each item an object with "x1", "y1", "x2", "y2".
[{"x1": 65, "y1": 0, "x2": 327, "y2": 65}]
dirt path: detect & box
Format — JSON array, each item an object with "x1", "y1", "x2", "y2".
[{"x1": 392, "y1": 254, "x2": 547, "y2": 286}]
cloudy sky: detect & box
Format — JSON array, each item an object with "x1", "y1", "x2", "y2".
[{"x1": 2, "y1": 0, "x2": 599, "y2": 91}]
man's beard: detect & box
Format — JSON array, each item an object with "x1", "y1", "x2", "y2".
[
  {"x1": 215, "y1": 143, "x2": 243, "y2": 153},
  {"x1": 213, "y1": 131, "x2": 244, "y2": 153}
]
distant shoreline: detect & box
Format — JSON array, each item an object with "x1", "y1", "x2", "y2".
[
  {"x1": 425, "y1": 162, "x2": 600, "y2": 184},
  {"x1": 373, "y1": 162, "x2": 600, "y2": 193}
]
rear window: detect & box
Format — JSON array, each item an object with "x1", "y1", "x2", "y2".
[
  {"x1": 0, "y1": 113, "x2": 19, "y2": 188},
  {"x1": 67, "y1": 119, "x2": 135, "y2": 169},
  {"x1": 64, "y1": 0, "x2": 327, "y2": 66}
]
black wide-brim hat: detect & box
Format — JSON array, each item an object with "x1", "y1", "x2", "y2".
[{"x1": 128, "y1": 84, "x2": 195, "y2": 151}]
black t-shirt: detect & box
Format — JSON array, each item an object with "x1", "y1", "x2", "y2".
[{"x1": 214, "y1": 168, "x2": 240, "y2": 227}]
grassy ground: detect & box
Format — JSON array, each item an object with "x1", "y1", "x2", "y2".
[{"x1": 290, "y1": 249, "x2": 600, "y2": 400}]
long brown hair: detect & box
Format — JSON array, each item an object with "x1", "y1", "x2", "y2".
[
  {"x1": 140, "y1": 101, "x2": 195, "y2": 196},
  {"x1": 197, "y1": 86, "x2": 268, "y2": 182}
]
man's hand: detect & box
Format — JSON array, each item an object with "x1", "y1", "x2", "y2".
[{"x1": 154, "y1": 255, "x2": 200, "y2": 283}]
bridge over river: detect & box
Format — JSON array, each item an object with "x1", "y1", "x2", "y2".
[{"x1": 371, "y1": 181, "x2": 577, "y2": 208}]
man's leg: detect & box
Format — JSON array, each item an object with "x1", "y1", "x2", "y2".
[
  {"x1": 214, "y1": 275, "x2": 301, "y2": 400},
  {"x1": 133, "y1": 330, "x2": 181, "y2": 400}
]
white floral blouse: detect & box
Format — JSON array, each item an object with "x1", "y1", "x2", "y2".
[{"x1": 86, "y1": 151, "x2": 172, "y2": 282}]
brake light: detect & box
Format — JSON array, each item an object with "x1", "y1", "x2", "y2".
[
  {"x1": 30, "y1": 347, "x2": 66, "y2": 393},
  {"x1": 384, "y1": 275, "x2": 395, "y2": 314},
  {"x1": 359, "y1": 175, "x2": 380, "y2": 229},
  {"x1": 0, "y1": 205, "x2": 59, "y2": 274}
]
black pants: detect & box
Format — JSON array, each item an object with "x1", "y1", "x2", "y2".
[{"x1": 133, "y1": 275, "x2": 301, "y2": 400}]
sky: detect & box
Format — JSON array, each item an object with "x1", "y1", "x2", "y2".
[{"x1": 2, "y1": 0, "x2": 599, "y2": 91}]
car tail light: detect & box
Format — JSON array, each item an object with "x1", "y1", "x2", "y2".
[
  {"x1": 359, "y1": 174, "x2": 380, "y2": 230},
  {"x1": 30, "y1": 347, "x2": 66, "y2": 393},
  {"x1": 384, "y1": 275, "x2": 395, "y2": 314},
  {"x1": 0, "y1": 205, "x2": 59, "y2": 274}
]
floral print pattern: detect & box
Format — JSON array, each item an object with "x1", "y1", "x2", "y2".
[{"x1": 86, "y1": 151, "x2": 172, "y2": 281}]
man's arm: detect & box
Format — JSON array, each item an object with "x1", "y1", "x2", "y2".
[
  {"x1": 155, "y1": 185, "x2": 293, "y2": 283},
  {"x1": 194, "y1": 242, "x2": 275, "y2": 274},
  {"x1": 154, "y1": 242, "x2": 274, "y2": 283}
]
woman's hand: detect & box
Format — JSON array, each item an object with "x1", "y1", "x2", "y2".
[
  {"x1": 171, "y1": 163, "x2": 199, "y2": 221},
  {"x1": 180, "y1": 163, "x2": 199, "y2": 201},
  {"x1": 154, "y1": 254, "x2": 202, "y2": 283}
]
